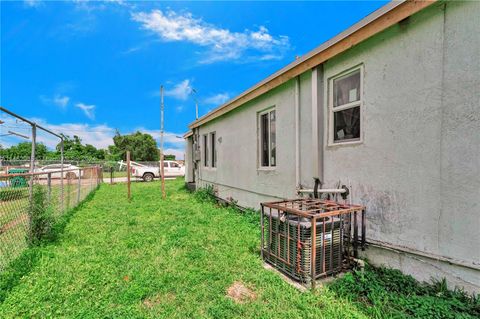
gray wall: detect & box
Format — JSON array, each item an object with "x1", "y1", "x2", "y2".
[
  {"x1": 187, "y1": 1, "x2": 480, "y2": 292},
  {"x1": 184, "y1": 136, "x2": 194, "y2": 183},
  {"x1": 321, "y1": 1, "x2": 479, "y2": 292},
  {"x1": 195, "y1": 73, "x2": 314, "y2": 209}
]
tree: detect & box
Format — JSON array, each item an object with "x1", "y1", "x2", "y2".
[
  {"x1": 105, "y1": 145, "x2": 121, "y2": 161},
  {"x1": 164, "y1": 154, "x2": 176, "y2": 160},
  {"x1": 53, "y1": 134, "x2": 105, "y2": 160},
  {"x1": 112, "y1": 131, "x2": 159, "y2": 161},
  {"x1": 0, "y1": 142, "x2": 48, "y2": 159}
]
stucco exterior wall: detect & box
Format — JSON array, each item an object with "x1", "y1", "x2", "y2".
[
  {"x1": 195, "y1": 74, "x2": 313, "y2": 209},
  {"x1": 322, "y1": 1, "x2": 479, "y2": 291},
  {"x1": 184, "y1": 136, "x2": 194, "y2": 183},
  {"x1": 186, "y1": 1, "x2": 479, "y2": 292}
]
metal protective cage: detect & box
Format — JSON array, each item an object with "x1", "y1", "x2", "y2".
[{"x1": 260, "y1": 198, "x2": 365, "y2": 288}]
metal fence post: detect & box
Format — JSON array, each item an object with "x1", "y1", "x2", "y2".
[
  {"x1": 353, "y1": 211, "x2": 358, "y2": 259},
  {"x1": 311, "y1": 217, "x2": 317, "y2": 289},
  {"x1": 77, "y1": 168, "x2": 81, "y2": 204},
  {"x1": 28, "y1": 124, "x2": 37, "y2": 244}
]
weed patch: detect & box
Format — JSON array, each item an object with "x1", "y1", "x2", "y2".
[{"x1": 329, "y1": 264, "x2": 480, "y2": 318}]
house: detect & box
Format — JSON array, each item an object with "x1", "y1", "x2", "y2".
[{"x1": 184, "y1": 0, "x2": 480, "y2": 293}]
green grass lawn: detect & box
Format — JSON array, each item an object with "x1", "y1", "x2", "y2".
[
  {"x1": 113, "y1": 171, "x2": 128, "y2": 178},
  {"x1": 0, "y1": 181, "x2": 96, "y2": 271},
  {"x1": 0, "y1": 179, "x2": 478, "y2": 318}
]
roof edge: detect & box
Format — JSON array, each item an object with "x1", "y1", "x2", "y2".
[{"x1": 189, "y1": 0, "x2": 437, "y2": 129}]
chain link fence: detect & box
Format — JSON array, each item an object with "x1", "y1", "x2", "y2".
[
  {"x1": 0, "y1": 166, "x2": 102, "y2": 271},
  {"x1": 0, "y1": 158, "x2": 153, "y2": 180}
]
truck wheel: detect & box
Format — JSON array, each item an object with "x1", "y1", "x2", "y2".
[{"x1": 143, "y1": 173, "x2": 154, "y2": 182}]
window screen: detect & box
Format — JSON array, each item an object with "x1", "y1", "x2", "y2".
[{"x1": 330, "y1": 68, "x2": 362, "y2": 143}]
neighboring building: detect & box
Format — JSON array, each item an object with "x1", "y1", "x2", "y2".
[{"x1": 184, "y1": 0, "x2": 479, "y2": 292}]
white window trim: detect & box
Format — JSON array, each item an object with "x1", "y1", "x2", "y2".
[
  {"x1": 257, "y1": 106, "x2": 276, "y2": 170},
  {"x1": 327, "y1": 65, "x2": 364, "y2": 146}
]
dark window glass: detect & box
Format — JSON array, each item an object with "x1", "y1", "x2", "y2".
[
  {"x1": 211, "y1": 132, "x2": 216, "y2": 168},
  {"x1": 333, "y1": 106, "x2": 360, "y2": 141},
  {"x1": 203, "y1": 135, "x2": 208, "y2": 167},
  {"x1": 261, "y1": 113, "x2": 269, "y2": 166},
  {"x1": 333, "y1": 70, "x2": 360, "y2": 107}
]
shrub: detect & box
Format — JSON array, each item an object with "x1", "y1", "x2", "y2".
[
  {"x1": 194, "y1": 184, "x2": 217, "y2": 203},
  {"x1": 329, "y1": 263, "x2": 480, "y2": 318},
  {"x1": 29, "y1": 184, "x2": 55, "y2": 245},
  {"x1": 193, "y1": 186, "x2": 260, "y2": 226}
]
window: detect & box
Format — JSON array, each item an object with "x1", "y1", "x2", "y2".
[
  {"x1": 203, "y1": 134, "x2": 209, "y2": 167},
  {"x1": 163, "y1": 162, "x2": 169, "y2": 168},
  {"x1": 170, "y1": 162, "x2": 179, "y2": 168},
  {"x1": 210, "y1": 132, "x2": 217, "y2": 168},
  {"x1": 329, "y1": 67, "x2": 362, "y2": 144},
  {"x1": 259, "y1": 108, "x2": 276, "y2": 167}
]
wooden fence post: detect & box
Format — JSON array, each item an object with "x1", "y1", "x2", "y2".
[
  {"x1": 127, "y1": 151, "x2": 131, "y2": 201},
  {"x1": 77, "y1": 168, "x2": 81, "y2": 204}
]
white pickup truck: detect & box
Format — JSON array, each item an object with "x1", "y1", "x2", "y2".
[{"x1": 129, "y1": 161, "x2": 185, "y2": 182}]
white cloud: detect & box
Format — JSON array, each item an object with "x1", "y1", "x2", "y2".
[
  {"x1": 137, "y1": 128, "x2": 184, "y2": 145},
  {"x1": 54, "y1": 95, "x2": 70, "y2": 108},
  {"x1": 164, "y1": 79, "x2": 193, "y2": 101},
  {"x1": 203, "y1": 93, "x2": 230, "y2": 106},
  {"x1": 131, "y1": 9, "x2": 290, "y2": 63},
  {"x1": 24, "y1": 0, "x2": 42, "y2": 8},
  {"x1": 40, "y1": 94, "x2": 70, "y2": 108},
  {"x1": 40, "y1": 123, "x2": 115, "y2": 149},
  {"x1": 75, "y1": 103, "x2": 95, "y2": 120},
  {"x1": 0, "y1": 117, "x2": 114, "y2": 150},
  {"x1": 0, "y1": 116, "x2": 186, "y2": 159},
  {"x1": 163, "y1": 148, "x2": 184, "y2": 160},
  {"x1": 72, "y1": 0, "x2": 133, "y2": 13}
]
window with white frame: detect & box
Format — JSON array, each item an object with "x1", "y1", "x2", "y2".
[
  {"x1": 329, "y1": 67, "x2": 362, "y2": 144},
  {"x1": 259, "y1": 108, "x2": 276, "y2": 167},
  {"x1": 203, "y1": 134, "x2": 209, "y2": 167}
]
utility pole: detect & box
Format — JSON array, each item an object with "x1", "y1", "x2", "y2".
[
  {"x1": 195, "y1": 99, "x2": 198, "y2": 120},
  {"x1": 160, "y1": 85, "x2": 166, "y2": 198},
  {"x1": 191, "y1": 88, "x2": 198, "y2": 120}
]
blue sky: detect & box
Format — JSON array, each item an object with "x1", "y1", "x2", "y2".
[{"x1": 1, "y1": 0, "x2": 388, "y2": 158}]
